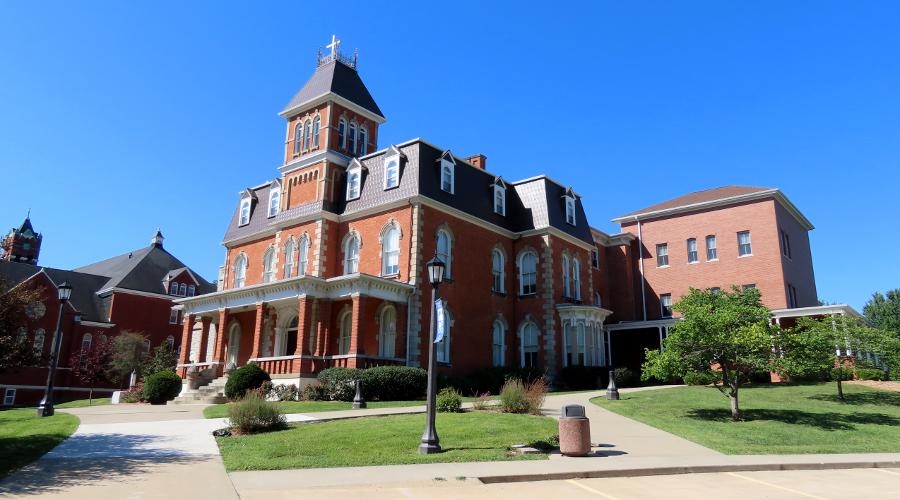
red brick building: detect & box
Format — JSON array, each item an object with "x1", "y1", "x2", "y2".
[
  {"x1": 174, "y1": 38, "x2": 847, "y2": 390},
  {"x1": 0, "y1": 225, "x2": 214, "y2": 406}
]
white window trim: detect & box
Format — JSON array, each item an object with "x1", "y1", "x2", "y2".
[
  {"x1": 493, "y1": 184, "x2": 506, "y2": 216},
  {"x1": 298, "y1": 236, "x2": 309, "y2": 276},
  {"x1": 262, "y1": 247, "x2": 276, "y2": 283},
  {"x1": 738, "y1": 231, "x2": 753, "y2": 257},
  {"x1": 384, "y1": 154, "x2": 400, "y2": 190},
  {"x1": 519, "y1": 321, "x2": 539, "y2": 368},
  {"x1": 359, "y1": 126, "x2": 368, "y2": 155},
  {"x1": 238, "y1": 198, "x2": 252, "y2": 226},
  {"x1": 343, "y1": 234, "x2": 361, "y2": 275},
  {"x1": 3, "y1": 388, "x2": 15, "y2": 406},
  {"x1": 491, "y1": 248, "x2": 505, "y2": 294},
  {"x1": 564, "y1": 196, "x2": 577, "y2": 226},
  {"x1": 381, "y1": 225, "x2": 401, "y2": 277},
  {"x1": 492, "y1": 319, "x2": 505, "y2": 367},
  {"x1": 346, "y1": 166, "x2": 362, "y2": 200},
  {"x1": 660, "y1": 294, "x2": 673, "y2": 318},
  {"x1": 268, "y1": 187, "x2": 280, "y2": 218},
  {"x1": 440, "y1": 158, "x2": 455, "y2": 194},
  {"x1": 379, "y1": 306, "x2": 397, "y2": 358},
  {"x1": 518, "y1": 250, "x2": 538, "y2": 296},
  {"x1": 436, "y1": 229, "x2": 452, "y2": 278}
]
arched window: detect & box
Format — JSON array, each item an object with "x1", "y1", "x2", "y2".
[
  {"x1": 436, "y1": 229, "x2": 452, "y2": 278},
  {"x1": 562, "y1": 254, "x2": 571, "y2": 298},
  {"x1": 381, "y1": 226, "x2": 400, "y2": 276},
  {"x1": 492, "y1": 320, "x2": 505, "y2": 367},
  {"x1": 170, "y1": 282, "x2": 178, "y2": 295},
  {"x1": 338, "y1": 311, "x2": 352, "y2": 355},
  {"x1": 344, "y1": 234, "x2": 360, "y2": 274},
  {"x1": 293, "y1": 121, "x2": 302, "y2": 155},
  {"x1": 262, "y1": 247, "x2": 276, "y2": 283},
  {"x1": 519, "y1": 251, "x2": 538, "y2": 295},
  {"x1": 520, "y1": 322, "x2": 539, "y2": 368},
  {"x1": 572, "y1": 258, "x2": 581, "y2": 300},
  {"x1": 379, "y1": 306, "x2": 396, "y2": 358},
  {"x1": 232, "y1": 254, "x2": 247, "y2": 288},
  {"x1": 358, "y1": 126, "x2": 368, "y2": 155},
  {"x1": 594, "y1": 292, "x2": 602, "y2": 307},
  {"x1": 302, "y1": 119, "x2": 311, "y2": 150},
  {"x1": 187, "y1": 285, "x2": 195, "y2": 296},
  {"x1": 491, "y1": 249, "x2": 505, "y2": 293},
  {"x1": 312, "y1": 115, "x2": 321, "y2": 148},
  {"x1": 346, "y1": 169, "x2": 361, "y2": 200},
  {"x1": 81, "y1": 333, "x2": 92, "y2": 355},
  {"x1": 441, "y1": 164, "x2": 453, "y2": 193},
  {"x1": 338, "y1": 118, "x2": 347, "y2": 149},
  {"x1": 179, "y1": 283, "x2": 187, "y2": 296},
  {"x1": 436, "y1": 307, "x2": 451, "y2": 363},
  {"x1": 298, "y1": 236, "x2": 309, "y2": 276},
  {"x1": 239, "y1": 197, "x2": 251, "y2": 226},
  {"x1": 284, "y1": 238, "x2": 295, "y2": 278},
  {"x1": 348, "y1": 122, "x2": 357, "y2": 154},
  {"x1": 268, "y1": 187, "x2": 280, "y2": 217},
  {"x1": 33, "y1": 329, "x2": 45, "y2": 356},
  {"x1": 166, "y1": 335, "x2": 175, "y2": 351}
]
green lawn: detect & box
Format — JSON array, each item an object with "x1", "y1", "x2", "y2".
[
  {"x1": 56, "y1": 397, "x2": 112, "y2": 408},
  {"x1": 592, "y1": 383, "x2": 900, "y2": 454},
  {"x1": 217, "y1": 411, "x2": 557, "y2": 470},
  {"x1": 0, "y1": 409, "x2": 79, "y2": 478},
  {"x1": 203, "y1": 399, "x2": 426, "y2": 419}
]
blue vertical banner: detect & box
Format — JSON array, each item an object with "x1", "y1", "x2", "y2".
[{"x1": 434, "y1": 298, "x2": 445, "y2": 344}]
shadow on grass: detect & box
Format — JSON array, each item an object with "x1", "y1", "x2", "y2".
[
  {"x1": 807, "y1": 391, "x2": 900, "y2": 407},
  {"x1": 685, "y1": 408, "x2": 900, "y2": 431}
]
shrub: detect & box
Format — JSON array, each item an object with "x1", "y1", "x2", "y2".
[
  {"x1": 302, "y1": 382, "x2": 328, "y2": 401},
  {"x1": 560, "y1": 365, "x2": 607, "y2": 390},
  {"x1": 830, "y1": 366, "x2": 854, "y2": 381},
  {"x1": 441, "y1": 367, "x2": 545, "y2": 395},
  {"x1": 361, "y1": 366, "x2": 427, "y2": 401},
  {"x1": 226, "y1": 391, "x2": 287, "y2": 434},
  {"x1": 856, "y1": 368, "x2": 886, "y2": 381},
  {"x1": 224, "y1": 363, "x2": 271, "y2": 400},
  {"x1": 613, "y1": 367, "x2": 635, "y2": 387},
  {"x1": 317, "y1": 367, "x2": 360, "y2": 401},
  {"x1": 682, "y1": 371, "x2": 718, "y2": 386},
  {"x1": 260, "y1": 380, "x2": 274, "y2": 398},
  {"x1": 142, "y1": 370, "x2": 182, "y2": 404},
  {"x1": 524, "y1": 377, "x2": 547, "y2": 414},
  {"x1": 271, "y1": 383, "x2": 299, "y2": 401},
  {"x1": 499, "y1": 378, "x2": 530, "y2": 414},
  {"x1": 120, "y1": 382, "x2": 145, "y2": 403},
  {"x1": 472, "y1": 392, "x2": 492, "y2": 410},
  {"x1": 435, "y1": 387, "x2": 463, "y2": 413}
]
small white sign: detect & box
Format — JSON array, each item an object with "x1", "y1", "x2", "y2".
[{"x1": 434, "y1": 299, "x2": 446, "y2": 344}]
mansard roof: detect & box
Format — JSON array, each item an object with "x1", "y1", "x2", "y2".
[{"x1": 281, "y1": 59, "x2": 384, "y2": 120}]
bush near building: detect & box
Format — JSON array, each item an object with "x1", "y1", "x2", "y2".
[
  {"x1": 142, "y1": 371, "x2": 182, "y2": 404},
  {"x1": 317, "y1": 366, "x2": 427, "y2": 401},
  {"x1": 224, "y1": 363, "x2": 271, "y2": 400},
  {"x1": 435, "y1": 387, "x2": 462, "y2": 413},
  {"x1": 227, "y1": 391, "x2": 287, "y2": 434}
]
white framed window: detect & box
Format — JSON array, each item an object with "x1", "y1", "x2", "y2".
[
  {"x1": 660, "y1": 293, "x2": 673, "y2": 318},
  {"x1": 166, "y1": 335, "x2": 175, "y2": 350},
  {"x1": 298, "y1": 236, "x2": 309, "y2": 276},
  {"x1": 572, "y1": 258, "x2": 581, "y2": 300},
  {"x1": 738, "y1": 231, "x2": 752, "y2": 256},
  {"x1": 346, "y1": 167, "x2": 361, "y2": 200},
  {"x1": 187, "y1": 285, "x2": 195, "y2": 297},
  {"x1": 565, "y1": 323, "x2": 586, "y2": 366},
  {"x1": 344, "y1": 234, "x2": 360, "y2": 274},
  {"x1": 179, "y1": 283, "x2": 187, "y2": 296},
  {"x1": 687, "y1": 238, "x2": 698, "y2": 263},
  {"x1": 33, "y1": 328, "x2": 45, "y2": 356},
  {"x1": 491, "y1": 249, "x2": 505, "y2": 293},
  {"x1": 492, "y1": 320, "x2": 505, "y2": 367},
  {"x1": 440, "y1": 154, "x2": 455, "y2": 194},
  {"x1": 262, "y1": 247, "x2": 275, "y2": 283},
  {"x1": 293, "y1": 121, "x2": 302, "y2": 155},
  {"x1": 170, "y1": 282, "x2": 178, "y2": 295},
  {"x1": 384, "y1": 155, "x2": 400, "y2": 189},
  {"x1": 379, "y1": 306, "x2": 396, "y2": 358},
  {"x1": 339, "y1": 311, "x2": 352, "y2": 355},
  {"x1": 562, "y1": 254, "x2": 571, "y2": 298},
  {"x1": 169, "y1": 308, "x2": 180, "y2": 324},
  {"x1": 312, "y1": 115, "x2": 320, "y2": 148},
  {"x1": 381, "y1": 226, "x2": 400, "y2": 276},
  {"x1": 3, "y1": 388, "x2": 15, "y2": 406},
  {"x1": 338, "y1": 118, "x2": 347, "y2": 148},
  {"x1": 706, "y1": 235, "x2": 718, "y2": 261},
  {"x1": 656, "y1": 243, "x2": 669, "y2": 267},
  {"x1": 359, "y1": 126, "x2": 368, "y2": 155},
  {"x1": 239, "y1": 198, "x2": 251, "y2": 226},
  {"x1": 493, "y1": 185, "x2": 506, "y2": 215},
  {"x1": 232, "y1": 253, "x2": 247, "y2": 288},
  {"x1": 520, "y1": 322, "x2": 539, "y2": 368},
  {"x1": 564, "y1": 195, "x2": 576, "y2": 225},
  {"x1": 436, "y1": 229, "x2": 452, "y2": 278},
  {"x1": 436, "y1": 307, "x2": 451, "y2": 363},
  {"x1": 302, "y1": 119, "x2": 311, "y2": 150},
  {"x1": 284, "y1": 238, "x2": 295, "y2": 278},
  {"x1": 348, "y1": 122, "x2": 357, "y2": 154},
  {"x1": 519, "y1": 251, "x2": 538, "y2": 295},
  {"x1": 268, "y1": 186, "x2": 280, "y2": 217}
]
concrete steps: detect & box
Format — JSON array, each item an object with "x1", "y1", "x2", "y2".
[{"x1": 169, "y1": 376, "x2": 229, "y2": 405}]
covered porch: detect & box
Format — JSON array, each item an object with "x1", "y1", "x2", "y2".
[{"x1": 173, "y1": 273, "x2": 413, "y2": 380}]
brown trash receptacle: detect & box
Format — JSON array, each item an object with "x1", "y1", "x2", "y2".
[{"x1": 559, "y1": 404, "x2": 591, "y2": 457}]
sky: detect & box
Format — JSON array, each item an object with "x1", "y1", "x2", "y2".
[{"x1": 1, "y1": 1, "x2": 898, "y2": 311}]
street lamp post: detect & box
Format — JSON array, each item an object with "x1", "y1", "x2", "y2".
[
  {"x1": 37, "y1": 281, "x2": 73, "y2": 417},
  {"x1": 418, "y1": 256, "x2": 446, "y2": 454}
]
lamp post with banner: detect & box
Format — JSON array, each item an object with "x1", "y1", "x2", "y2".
[{"x1": 418, "y1": 256, "x2": 446, "y2": 454}]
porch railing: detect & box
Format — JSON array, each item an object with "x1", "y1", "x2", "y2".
[{"x1": 248, "y1": 355, "x2": 406, "y2": 376}]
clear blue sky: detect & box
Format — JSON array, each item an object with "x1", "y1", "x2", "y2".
[{"x1": 1, "y1": 2, "x2": 897, "y2": 311}]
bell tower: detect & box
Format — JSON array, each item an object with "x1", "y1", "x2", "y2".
[{"x1": 1, "y1": 214, "x2": 42, "y2": 265}]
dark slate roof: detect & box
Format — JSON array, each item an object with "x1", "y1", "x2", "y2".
[
  {"x1": 0, "y1": 260, "x2": 110, "y2": 323},
  {"x1": 282, "y1": 60, "x2": 383, "y2": 118},
  {"x1": 616, "y1": 186, "x2": 772, "y2": 219},
  {"x1": 75, "y1": 245, "x2": 215, "y2": 295}
]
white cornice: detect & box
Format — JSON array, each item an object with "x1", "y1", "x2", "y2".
[
  {"x1": 80, "y1": 320, "x2": 116, "y2": 328},
  {"x1": 279, "y1": 150, "x2": 348, "y2": 175},
  {"x1": 771, "y1": 304, "x2": 860, "y2": 319},
  {"x1": 278, "y1": 92, "x2": 386, "y2": 124},
  {"x1": 97, "y1": 287, "x2": 174, "y2": 301}
]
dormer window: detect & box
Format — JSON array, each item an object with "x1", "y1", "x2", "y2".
[
  {"x1": 239, "y1": 198, "x2": 251, "y2": 226},
  {"x1": 384, "y1": 156, "x2": 400, "y2": 190},
  {"x1": 346, "y1": 161, "x2": 362, "y2": 200},
  {"x1": 439, "y1": 152, "x2": 455, "y2": 194},
  {"x1": 268, "y1": 186, "x2": 280, "y2": 218},
  {"x1": 564, "y1": 195, "x2": 576, "y2": 225},
  {"x1": 493, "y1": 178, "x2": 506, "y2": 216},
  {"x1": 359, "y1": 126, "x2": 368, "y2": 155}
]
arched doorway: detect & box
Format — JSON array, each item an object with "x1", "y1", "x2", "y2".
[{"x1": 226, "y1": 322, "x2": 241, "y2": 367}]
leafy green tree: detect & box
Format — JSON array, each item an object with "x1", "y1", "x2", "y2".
[
  {"x1": 642, "y1": 286, "x2": 774, "y2": 421},
  {"x1": 141, "y1": 344, "x2": 178, "y2": 378},
  {"x1": 111, "y1": 331, "x2": 147, "y2": 380},
  {"x1": 864, "y1": 289, "x2": 900, "y2": 341}
]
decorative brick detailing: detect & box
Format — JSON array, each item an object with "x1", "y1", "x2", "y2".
[
  {"x1": 315, "y1": 300, "x2": 332, "y2": 356},
  {"x1": 213, "y1": 309, "x2": 229, "y2": 364},
  {"x1": 540, "y1": 235, "x2": 558, "y2": 377},
  {"x1": 312, "y1": 219, "x2": 325, "y2": 277},
  {"x1": 406, "y1": 203, "x2": 425, "y2": 366},
  {"x1": 349, "y1": 294, "x2": 366, "y2": 363},
  {"x1": 250, "y1": 303, "x2": 266, "y2": 359},
  {"x1": 179, "y1": 314, "x2": 195, "y2": 366},
  {"x1": 198, "y1": 317, "x2": 212, "y2": 363}
]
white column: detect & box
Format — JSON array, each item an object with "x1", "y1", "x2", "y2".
[{"x1": 658, "y1": 326, "x2": 664, "y2": 352}]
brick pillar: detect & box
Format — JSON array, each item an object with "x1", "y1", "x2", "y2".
[
  {"x1": 178, "y1": 314, "x2": 195, "y2": 376},
  {"x1": 295, "y1": 297, "x2": 313, "y2": 356},
  {"x1": 198, "y1": 316, "x2": 212, "y2": 362},
  {"x1": 349, "y1": 295, "x2": 366, "y2": 367},
  {"x1": 250, "y1": 302, "x2": 265, "y2": 360},
  {"x1": 213, "y1": 309, "x2": 229, "y2": 375},
  {"x1": 395, "y1": 302, "x2": 408, "y2": 362},
  {"x1": 267, "y1": 310, "x2": 277, "y2": 358},
  {"x1": 315, "y1": 300, "x2": 332, "y2": 356}
]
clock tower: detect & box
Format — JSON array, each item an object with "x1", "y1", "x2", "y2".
[{"x1": 1, "y1": 215, "x2": 42, "y2": 265}]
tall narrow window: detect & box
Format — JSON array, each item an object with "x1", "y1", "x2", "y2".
[
  {"x1": 738, "y1": 231, "x2": 752, "y2": 256},
  {"x1": 436, "y1": 308, "x2": 451, "y2": 363},
  {"x1": 706, "y1": 235, "x2": 718, "y2": 261},
  {"x1": 494, "y1": 185, "x2": 506, "y2": 215},
  {"x1": 687, "y1": 238, "x2": 698, "y2": 263},
  {"x1": 312, "y1": 116, "x2": 320, "y2": 148},
  {"x1": 346, "y1": 169, "x2": 361, "y2": 200},
  {"x1": 268, "y1": 186, "x2": 280, "y2": 217},
  {"x1": 262, "y1": 248, "x2": 276, "y2": 283},
  {"x1": 564, "y1": 196, "x2": 576, "y2": 225},
  {"x1": 492, "y1": 320, "x2": 505, "y2": 367},
  {"x1": 382, "y1": 226, "x2": 400, "y2": 276},
  {"x1": 562, "y1": 254, "x2": 571, "y2": 297},
  {"x1": 80, "y1": 333, "x2": 93, "y2": 366},
  {"x1": 166, "y1": 336, "x2": 175, "y2": 350},
  {"x1": 379, "y1": 306, "x2": 396, "y2": 358},
  {"x1": 491, "y1": 249, "x2": 505, "y2": 293},
  {"x1": 187, "y1": 285, "x2": 195, "y2": 296},
  {"x1": 344, "y1": 234, "x2": 360, "y2": 274},
  {"x1": 348, "y1": 122, "x2": 357, "y2": 154},
  {"x1": 338, "y1": 119, "x2": 347, "y2": 148},
  {"x1": 284, "y1": 238, "x2": 295, "y2": 278},
  {"x1": 656, "y1": 243, "x2": 669, "y2": 267},
  {"x1": 33, "y1": 329, "x2": 45, "y2": 356},
  {"x1": 520, "y1": 322, "x2": 539, "y2": 368},
  {"x1": 436, "y1": 230, "x2": 452, "y2": 278},
  {"x1": 384, "y1": 156, "x2": 400, "y2": 189},
  {"x1": 298, "y1": 236, "x2": 309, "y2": 276},
  {"x1": 179, "y1": 283, "x2": 187, "y2": 296},
  {"x1": 660, "y1": 293, "x2": 673, "y2": 317},
  {"x1": 232, "y1": 254, "x2": 247, "y2": 288},
  {"x1": 170, "y1": 282, "x2": 178, "y2": 295},
  {"x1": 169, "y1": 309, "x2": 179, "y2": 324},
  {"x1": 519, "y1": 251, "x2": 538, "y2": 295},
  {"x1": 239, "y1": 198, "x2": 251, "y2": 226},
  {"x1": 572, "y1": 258, "x2": 581, "y2": 300},
  {"x1": 781, "y1": 230, "x2": 792, "y2": 258},
  {"x1": 788, "y1": 284, "x2": 798, "y2": 308},
  {"x1": 358, "y1": 127, "x2": 368, "y2": 155},
  {"x1": 339, "y1": 312, "x2": 351, "y2": 355},
  {"x1": 293, "y1": 121, "x2": 302, "y2": 155},
  {"x1": 302, "y1": 119, "x2": 311, "y2": 150},
  {"x1": 591, "y1": 249, "x2": 599, "y2": 269},
  {"x1": 441, "y1": 165, "x2": 454, "y2": 193}
]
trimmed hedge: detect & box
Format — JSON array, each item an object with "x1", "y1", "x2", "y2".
[
  {"x1": 317, "y1": 366, "x2": 428, "y2": 401},
  {"x1": 317, "y1": 367, "x2": 359, "y2": 401},
  {"x1": 225, "y1": 362, "x2": 271, "y2": 400},
  {"x1": 856, "y1": 368, "x2": 887, "y2": 381},
  {"x1": 440, "y1": 367, "x2": 546, "y2": 395},
  {"x1": 142, "y1": 370, "x2": 182, "y2": 404}
]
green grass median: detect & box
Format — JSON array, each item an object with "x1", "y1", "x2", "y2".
[
  {"x1": 203, "y1": 399, "x2": 426, "y2": 418},
  {"x1": 0, "y1": 409, "x2": 79, "y2": 478}
]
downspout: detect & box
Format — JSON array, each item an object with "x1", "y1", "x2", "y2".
[{"x1": 637, "y1": 219, "x2": 647, "y2": 321}]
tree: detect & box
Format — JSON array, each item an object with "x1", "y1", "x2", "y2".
[
  {"x1": 641, "y1": 286, "x2": 775, "y2": 421},
  {"x1": 142, "y1": 344, "x2": 178, "y2": 379},
  {"x1": 69, "y1": 336, "x2": 116, "y2": 405},
  {"x1": 0, "y1": 278, "x2": 43, "y2": 374},
  {"x1": 864, "y1": 289, "x2": 900, "y2": 341},
  {"x1": 111, "y1": 331, "x2": 148, "y2": 380}
]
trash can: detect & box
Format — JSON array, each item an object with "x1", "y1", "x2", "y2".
[{"x1": 559, "y1": 404, "x2": 591, "y2": 457}]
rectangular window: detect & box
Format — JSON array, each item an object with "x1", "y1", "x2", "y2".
[
  {"x1": 384, "y1": 156, "x2": 400, "y2": 189},
  {"x1": 494, "y1": 186, "x2": 506, "y2": 216},
  {"x1": 187, "y1": 285, "x2": 195, "y2": 297},
  {"x1": 738, "y1": 231, "x2": 752, "y2": 256},
  {"x1": 742, "y1": 283, "x2": 756, "y2": 291},
  {"x1": 687, "y1": 238, "x2": 698, "y2": 263},
  {"x1": 239, "y1": 198, "x2": 251, "y2": 226},
  {"x1": 346, "y1": 170, "x2": 361, "y2": 200},
  {"x1": 781, "y1": 230, "x2": 792, "y2": 258},
  {"x1": 660, "y1": 293, "x2": 673, "y2": 318},
  {"x1": 706, "y1": 235, "x2": 718, "y2": 261},
  {"x1": 788, "y1": 284, "x2": 798, "y2": 308},
  {"x1": 656, "y1": 243, "x2": 669, "y2": 267},
  {"x1": 169, "y1": 309, "x2": 179, "y2": 324},
  {"x1": 710, "y1": 287, "x2": 721, "y2": 294},
  {"x1": 3, "y1": 388, "x2": 15, "y2": 406},
  {"x1": 591, "y1": 249, "x2": 599, "y2": 269},
  {"x1": 565, "y1": 196, "x2": 576, "y2": 225}
]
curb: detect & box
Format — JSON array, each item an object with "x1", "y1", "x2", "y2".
[{"x1": 477, "y1": 460, "x2": 900, "y2": 484}]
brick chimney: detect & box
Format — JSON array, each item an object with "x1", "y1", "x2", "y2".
[{"x1": 465, "y1": 154, "x2": 487, "y2": 170}]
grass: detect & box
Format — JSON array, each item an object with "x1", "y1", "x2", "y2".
[
  {"x1": 0, "y1": 408, "x2": 79, "y2": 478},
  {"x1": 56, "y1": 397, "x2": 112, "y2": 408},
  {"x1": 203, "y1": 399, "x2": 426, "y2": 419},
  {"x1": 592, "y1": 383, "x2": 900, "y2": 454},
  {"x1": 216, "y1": 411, "x2": 558, "y2": 470}
]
